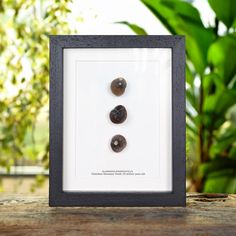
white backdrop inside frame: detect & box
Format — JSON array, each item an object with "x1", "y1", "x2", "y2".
[{"x1": 63, "y1": 48, "x2": 172, "y2": 192}]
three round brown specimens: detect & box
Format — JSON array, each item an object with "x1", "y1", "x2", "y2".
[{"x1": 110, "y1": 77, "x2": 128, "y2": 153}]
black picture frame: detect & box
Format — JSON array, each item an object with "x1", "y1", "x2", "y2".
[{"x1": 49, "y1": 35, "x2": 186, "y2": 207}]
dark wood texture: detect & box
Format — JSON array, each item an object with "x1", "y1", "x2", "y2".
[
  {"x1": 0, "y1": 193, "x2": 235, "y2": 235},
  {"x1": 50, "y1": 35, "x2": 186, "y2": 206}
]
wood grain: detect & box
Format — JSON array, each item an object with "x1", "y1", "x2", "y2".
[{"x1": 0, "y1": 193, "x2": 235, "y2": 236}]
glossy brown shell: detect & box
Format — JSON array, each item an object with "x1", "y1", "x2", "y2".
[
  {"x1": 109, "y1": 105, "x2": 127, "y2": 124},
  {"x1": 110, "y1": 77, "x2": 127, "y2": 96},
  {"x1": 110, "y1": 135, "x2": 127, "y2": 152}
]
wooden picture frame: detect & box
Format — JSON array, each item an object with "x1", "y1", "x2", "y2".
[{"x1": 49, "y1": 35, "x2": 186, "y2": 206}]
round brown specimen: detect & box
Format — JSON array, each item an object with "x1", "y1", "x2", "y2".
[
  {"x1": 110, "y1": 135, "x2": 127, "y2": 152},
  {"x1": 109, "y1": 105, "x2": 127, "y2": 124},
  {"x1": 110, "y1": 77, "x2": 127, "y2": 96}
]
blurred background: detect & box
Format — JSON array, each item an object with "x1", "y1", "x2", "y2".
[{"x1": 0, "y1": 0, "x2": 236, "y2": 194}]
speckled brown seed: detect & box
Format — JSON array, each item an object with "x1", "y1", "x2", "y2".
[
  {"x1": 110, "y1": 135, "x2": 127, "y2": 152},
  {"x1": 110, "y1": 77, "x2": 127, "y2": 96},
  {"x1": 109, "y1": 105, "x2": 127, "y2": 124}
]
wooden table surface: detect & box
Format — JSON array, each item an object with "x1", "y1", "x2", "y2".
[{"x1": 0, "y1": 193, "x2": 235, "y2": 236}]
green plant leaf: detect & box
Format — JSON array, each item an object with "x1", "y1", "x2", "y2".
[
  {"x1": 116, "y1": 21, "x2": 147, "y2": 35},
  {"x1": 200, "y1": 158, "x2": 236, "y2": 175},
  {"x1": 229, "y1": 146, "x2": 236, "y2": 159},
  {"x1": 186, "y1": 89, "x2": 198, "y2": 112},
  {"x1": 186, "y1": 64, "x2": 194, "y2": 86},
  {"x1": 160, "y1": 0, "x2": 203, "y2": 26},
  {"x1": 208, "y1": 0, "x2": 236, "y2": 28},
  {"x1": 141, "y1": 0, "x2": 215, "y2": 75},
  {"x1": 203, "y1": 89, "x2": 236, "y2": 117},
  {"x1": 215, "y1": 90, "x2": 236, "y2": 115},
  {"x1": 202, "y1": 159, "x2": 236, "y2": 193},
  {"x1": 202, "y1": 73, "x2": 224, "y2": 95},
  {"x1": 204, "y1": 171, "x2": 236, "y2": 193},
  {"x1": 141, "y1": 0, "x2": 177, "y2": 34},
  {"x1": 210, "y1": 126, "x2": 236, "y2": 157},
  {"x1": 208, "y1": 34, "x2": 236, "y2": 85},
  {"x1": 226, "y1": 177, "x2": 236, "y2": 193},
  {"x1": 186, "y1": 122, "x2": 198, "y2": 136}
]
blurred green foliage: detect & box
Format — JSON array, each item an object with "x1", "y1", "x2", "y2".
[
  {"x1": 0, "y1": 0, "x2": 76, "y2": 186},
  {"x1": 122, "y1": 0, "x2": 236, "y2": 193},
  {"x1": 1, "y1": 0, "x2": 236, "y2": 194}
]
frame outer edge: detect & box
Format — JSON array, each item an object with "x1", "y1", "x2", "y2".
[
  {"x1": 49, "y1": 35, "x2": 186, "y2": 206},
  {"x1": 49, "y1": 36, "x2": 64, "y2": 206},
  {"x1": 172, "y1": 36, "x2": 186, "y2": 206}
]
